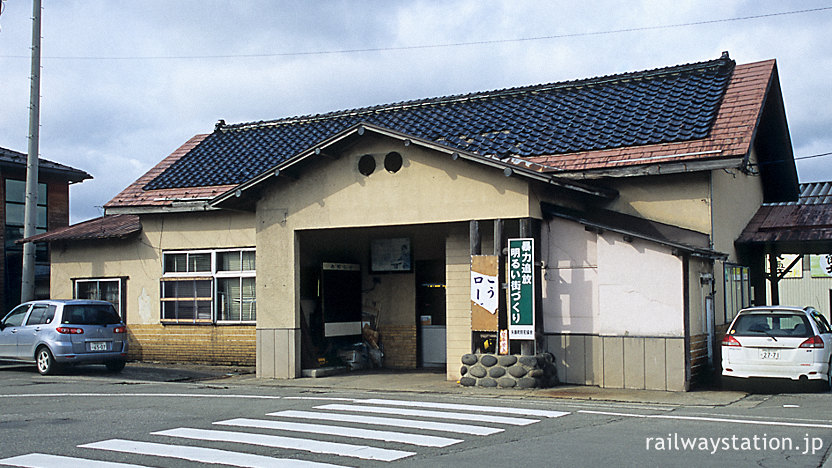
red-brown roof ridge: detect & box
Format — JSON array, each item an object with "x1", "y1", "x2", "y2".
[
  {"x1": 527, "y1": 60, "x2": 776, "y2": 173},
  {"x1": 105, "y1": 134, "x2": 236, "y2": 210}
]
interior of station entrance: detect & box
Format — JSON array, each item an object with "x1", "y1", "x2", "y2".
[{"x1": 298, "y1": 224, "x2": 448, "y2": 371}]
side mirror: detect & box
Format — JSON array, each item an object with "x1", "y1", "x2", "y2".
[{"x1": 0, "y1": 322, "x2": 5, "y2": 331}]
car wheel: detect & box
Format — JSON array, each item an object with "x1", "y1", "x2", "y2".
[
  {"x1": 105, "y1": 360, "x2": 126, "y2": 373},
  {"x1": 36, "y1": 347, "x2": 57, "y2": 375}
]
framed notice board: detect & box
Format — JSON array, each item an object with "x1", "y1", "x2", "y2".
[{"x1": 370, "y1": 238, "x2": 412, "y2": 273}]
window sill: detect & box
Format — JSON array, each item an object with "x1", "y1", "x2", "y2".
[
  {"x1": 160, "y1": 319, "x2": 215, "y2": 326},
  {"x1": 159, "y1": 320, "x2": 256, "y2": 326}
]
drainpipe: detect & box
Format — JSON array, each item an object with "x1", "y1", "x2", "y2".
[{"x1": 683, "y1": 255, "x2": 691, "y2": 391}]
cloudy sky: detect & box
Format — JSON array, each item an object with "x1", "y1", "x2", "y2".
[{"x1": 1, "y1": 1, "x2": 830, "y2": 223}]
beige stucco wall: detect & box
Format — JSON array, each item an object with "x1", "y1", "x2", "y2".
[
  {"x1": 542, "y1": 217, "x2": 684, "y2": 337},
  {"x1": 50, "y1": 211, "x2": 256, "y2": 326},
  {"x1": 255, "y1": 136, "x2": 536, "y2": 378},
  {"x1": 605, "y1": 172, "x2": 712, "y2": 234},
  {"x1": 541, "y1": 217, "x2": 598, "y2": 334},
  {"x1": 542, "y1": 216, "x2": 691, "y2": 390},
  {"x1": 710, "y1": 153, "x2": 764, "y2": 258},
  {"x1": 597, "y1": 232, "x2": 684, "y2": 337},
  {"x1": 260, "y1": 136, "x2": 533, "y2": 233},
  {"x1": 711, "y1": 151, "x2": 765, "y2": 324},
  {"x1": 603, "y1": 163, "x2": 766, "y2": 329}
]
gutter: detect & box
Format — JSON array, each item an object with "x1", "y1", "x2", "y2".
[
  {"x1": 558, "y1": 157, "x2": 746, "y2": 180},
  {"x1": 105, "y1": 200, "x2": 214, "y2": 215}
]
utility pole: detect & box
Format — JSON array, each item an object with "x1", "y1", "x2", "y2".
[{"x1": 21, "y1": 0, "x2": 42, "y2": 302}]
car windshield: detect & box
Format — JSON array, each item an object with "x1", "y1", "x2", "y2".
[
  {"x1": 731, "y1": 313, "x2": 813, "y2": 338},
  {"x1": 61, "y1": 304, "x2": 121, "y2": 325}
]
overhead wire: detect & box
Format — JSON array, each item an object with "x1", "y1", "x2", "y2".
[
  {"x1": 0, "y1": 5, "x2": 830, "y2": 60},
  {"x1": 794, "y1": 151, "x2": 832, "y2": 161}
]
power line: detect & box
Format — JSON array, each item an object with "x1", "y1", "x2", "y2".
[
  {"x1": 1, "y1": 5, "x2": 831, "y2": 61},
  {"x1": 795, "y1": 151, "x2": 832, "y2": 161}
]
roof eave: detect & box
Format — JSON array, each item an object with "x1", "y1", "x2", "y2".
[
  {"x1": 543, "y1": 203, "x2": 727, "y2": 260},
  {"x1": 559, "y1": 156, "x2": 746, "y2": 180},
  {"x1": 19, "y1": 215, "x2": 142, "y2": 244},
  {"x1": 746, "y1": 62, "x2": 800, "y2": 202},
  {"x1": 211, "y1": 123, "x2": 618, "y2": 209},
  {"x1": 105, "y1": 201, "x2": 216, "y2": 215}
]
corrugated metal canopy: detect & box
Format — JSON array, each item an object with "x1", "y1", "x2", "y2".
[
  {"x1": 20, "y1": 215, "x2": 141, "y2": 244},
  {"x1": 737, "y1": 182, "x2": 832, "y2": 252}
]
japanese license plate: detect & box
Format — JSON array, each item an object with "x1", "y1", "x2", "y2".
[
  {"x1": 89, "y1": 341, "x2": 108, "y2": 352},
  {"x1": 759, "y1": 349, "x2": 780, "y2": 360}
]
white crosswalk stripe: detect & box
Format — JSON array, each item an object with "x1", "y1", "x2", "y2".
[
  {"x1": 3, "y1": 397, "x2": 569, "y2": 467},
  {"x1": 80, "y1": 439, "x2": 347, "y2": 468},
  {"x1": 315, "y1": 403, "x2": 540, "y2": 425},
  {"x1": 0, "y1": 453, "x2": 150, "y2": 468},
  {"x1": 153, "y1": 427, "x2": 415, "y2": 461},
  {"x1": 215, "y1": 417, "x2": 463, "y2": 447},
  {"x1": 267, "y1": 409, "x2": 504, "y2": 435},
  {"x1": 354, "y1": 398, "x2": 570, "y2": 418}
]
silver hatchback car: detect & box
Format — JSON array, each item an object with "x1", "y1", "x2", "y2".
[{"x1": 0, "y1": 299, "x2": 128, "y2": 375}]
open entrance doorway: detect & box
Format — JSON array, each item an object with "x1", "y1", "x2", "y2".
[
  {"x1": 297, "y1": 225, "x2": 447, "y2": 373},
  {"x1": 416, "y1": 259, "x2": 446, "y2": 368}
]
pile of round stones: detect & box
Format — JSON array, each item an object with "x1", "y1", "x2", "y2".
[{"x1": 459, "y1": 352, "x2": 558, "y2": 388}]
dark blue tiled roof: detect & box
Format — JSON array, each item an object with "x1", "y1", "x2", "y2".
[
  {"x1": 145, "y1": 55, "x2": 734, "y2": 190},
  {"x1": 1, "y1": 146, "x2": 92, "y2": 182}
]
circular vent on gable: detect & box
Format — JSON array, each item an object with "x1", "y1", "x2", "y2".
[
  {"x1": 384, "y1": 152, "x2": 403, "y2": 173},
  {"x1": 358, "y1": 154, "x2": 376, "y2": 176}
]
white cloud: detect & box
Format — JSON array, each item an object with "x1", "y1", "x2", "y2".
[{"x1": 1, "y1": 0, "x2": 831, "y2": 224}]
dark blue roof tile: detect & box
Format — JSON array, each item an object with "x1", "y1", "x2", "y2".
[{"x1": 145, "y1": 55, "x2": 735, "y2": 190}]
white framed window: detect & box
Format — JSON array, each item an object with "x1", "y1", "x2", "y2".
[
  {"x1": 724, "y1": 263, "x2": 750, "y2": 323},
  {"x1": 161, "y1": 277, "x2": 214, "y2": 323},
  {"x1": 161, "y1": 249, "x2": 255, "y2": 324},
  {"x1": 163, "y1": 251, "x2": 212, "y2": 275},
  {"x1": 74, "y1": 278, "x2": 125, "y2": 320}
]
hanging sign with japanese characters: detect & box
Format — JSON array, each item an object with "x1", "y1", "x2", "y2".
[
  {"x1": 508, "y1": 238, "x2": 535, "y2": 340},
  {"x1": 811, "y1": 254, "x2": 832, "y2": 278},
  {"x1": 471, "y1": 255, "x2": 499, "y2": 331}
]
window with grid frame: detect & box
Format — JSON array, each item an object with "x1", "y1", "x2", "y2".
[
  {"x1": 161, "y1": 249, "x2": 255, "y2": 324},
  {"x1": 161, "y1": 277, "x2": 213, "y2": 323},
  {"x1": 723, "y1": 263, "x2": 750, "y2": 323},
  {"x1": 74, "y1": 278, "x2": 125, "y2": 320},
  {"x1": 4, "y1": 179, "x2": 49, "y2": 310}
]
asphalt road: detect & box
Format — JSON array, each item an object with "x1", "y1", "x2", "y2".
[{"x1": 1, "y1": 362, "x2": 831, "y2": 467}]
